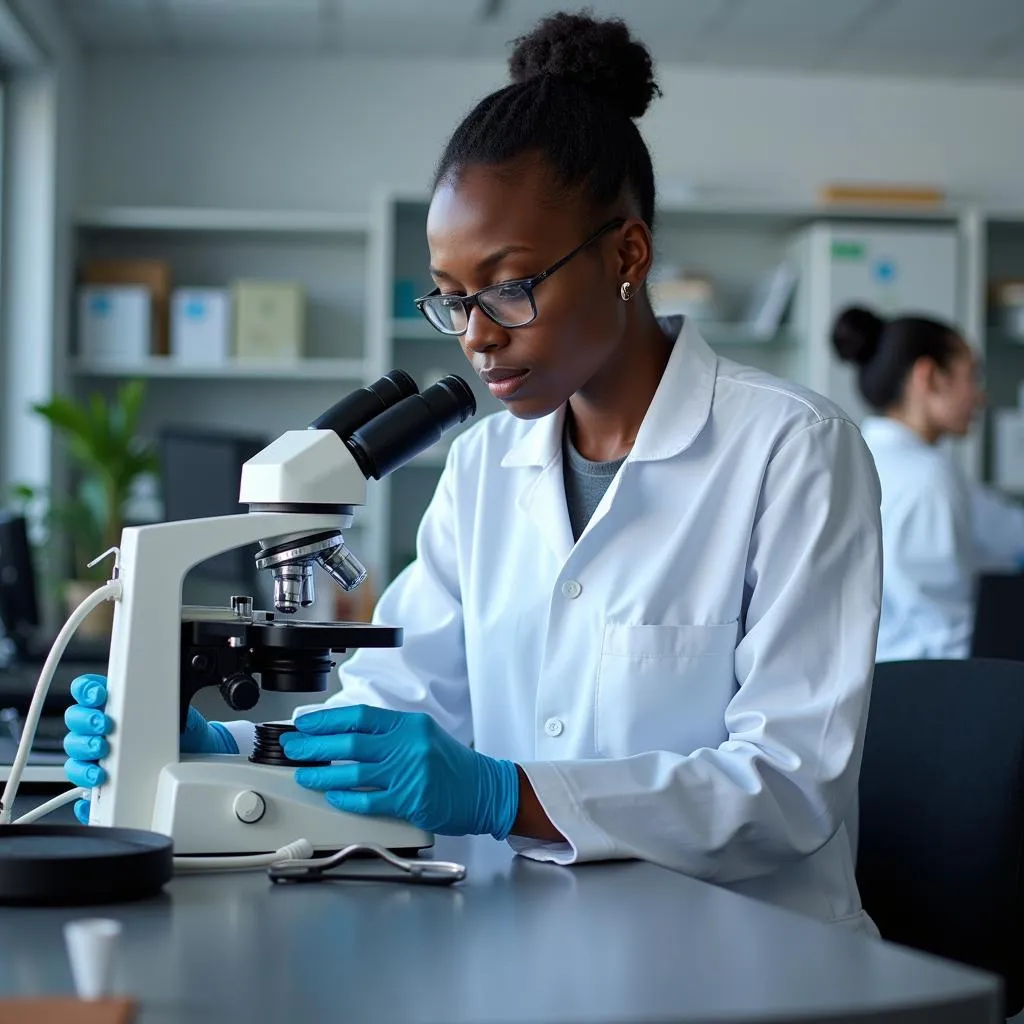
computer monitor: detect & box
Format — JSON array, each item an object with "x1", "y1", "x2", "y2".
[
  {"x1": 158, "y1": 427, "x2": 268, "y2": 591},
  {"x1": 0, "y1": 512, "x2": 41, "y2": 658}
]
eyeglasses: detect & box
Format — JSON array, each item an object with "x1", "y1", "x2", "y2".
[{"x1": 414, "y1": 219, "x2": 626, "y2": 337}]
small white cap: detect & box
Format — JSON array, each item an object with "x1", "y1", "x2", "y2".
[{"x1": 63, "y1": 917, "x2": 122, "y2": 1000}]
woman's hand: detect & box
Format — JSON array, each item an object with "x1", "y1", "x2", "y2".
[{"x1": 280, "y1": 705, "x2": 520, "y2": 839}]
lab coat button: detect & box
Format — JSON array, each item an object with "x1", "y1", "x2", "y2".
[
  {"x1": 561, "y1": 580, "x2": 582, "y2": 599},
  {"x1": 544, "y1": 717, "x2": 564, "y2": 737}
]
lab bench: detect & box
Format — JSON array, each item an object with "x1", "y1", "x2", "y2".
[{"x1": 0, "y1": 797, "x2": 1001, "y2": 1023}]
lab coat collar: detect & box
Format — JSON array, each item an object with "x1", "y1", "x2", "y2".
[
  {"x1": 860, "y1": 416, "x2": 932, "y2": 450},
  {"x1": 500, "y1": 316, "x2": 716, "y2": 469}
]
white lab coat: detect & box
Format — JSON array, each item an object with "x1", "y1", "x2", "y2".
[
  {"x1": 235, "y1": 319, "x2": 884, "y2": 930},
  {"x1": 861, "y1": 417, "x2": 1024, "y2": 662}
]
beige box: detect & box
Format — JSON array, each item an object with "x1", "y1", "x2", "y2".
[{"x1": 232, "y1": 280, "x2": 305, "y2": 360}]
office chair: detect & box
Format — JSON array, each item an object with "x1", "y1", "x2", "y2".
[
  {"x1": 972, "y1": 573, "x2": 1024, "y2": 662},
  {"x1": 857, "y1": 658, "x2": 1024, "y2": 1018}
]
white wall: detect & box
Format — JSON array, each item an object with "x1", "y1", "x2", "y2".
[
  {"x1": 0, "y1": 0, "x2": 80, "y2": 507},
  {"x1": 79, "y1": 54, "x2": 1024, "y2": 214}
]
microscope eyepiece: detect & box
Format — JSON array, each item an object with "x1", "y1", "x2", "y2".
[
  {"x1": 345, "y1": 375, "x2": 477, "y2": 480},
  {"x1": 255, "y1": 371, "x2": 476, "y2": 615},
  {"x1": 308, "y1": 370, "x2": 418, "y2": 438}
]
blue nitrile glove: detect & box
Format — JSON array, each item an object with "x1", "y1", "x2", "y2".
[
  {"x1": 280, "y1": 705, "x2": 520, "y2": 839},
  {"x1": 63, "y1": 673, "x2": 238, "y2": 825}
]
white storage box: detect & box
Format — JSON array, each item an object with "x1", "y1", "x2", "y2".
[
  {"x1": 994, "y1": 408, "x2": 1024, "y2": 494},
  {"x1": 171, "y1": 288, "x2": 231, "y2": 364},
  {"x1": 233, "y1": 280, "x2": 305, "y2": 360},
  {"x1": 78, "y1": 285, "x2": 151, "y2": 363}
]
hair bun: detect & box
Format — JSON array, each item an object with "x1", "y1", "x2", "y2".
[
  {"x1": 832, "y1": 306, "x2": 886, "y2": 366},
  {"x1": 509, "y1": 12, "x2": 661, "y2": 120}
]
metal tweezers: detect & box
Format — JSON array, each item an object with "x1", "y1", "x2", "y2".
[{"x1": 268, "y1": 843, "x2": 466, "y2": 886}]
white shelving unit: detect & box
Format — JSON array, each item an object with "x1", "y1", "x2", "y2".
[
  {"x1": 56, "y1": 193, "x2": 1024, "y2": 600},
  {"x1": 75, "y1": 206, "x2": 369, "y2": 235},
  {"x1": 71, "y1": 356, "x2": 368, "y2": 381},
  {"x1": 66, "y1": 205, "x2": 391, "y2": 605}
]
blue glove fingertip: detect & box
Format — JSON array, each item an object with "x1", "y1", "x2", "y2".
[
  {"x1": 279, "y1": 733, "x2": 305, "y2": 757},
  {"x1": 294, "y1": 767, "x2": 320, "y2": 788},
  {"x1": 293, "y1": 711, "x2": 324, "y2": 733},
  {"x1": 64, "y1": 704, "x2": 110, "y2": 736},
  {"x1": 73, "y1": 799, "x2": 91, "y2": 825},
  {"x1": 70, "y1": 674, "x2": 107, "y2": 708},
  {"x1": 65, "y1": 758, "x2": 106, "y2": 789},
  {"x1": 324, "y1": 790, "x2": 352, "y2": 812}
]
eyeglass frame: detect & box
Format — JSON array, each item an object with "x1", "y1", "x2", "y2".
[{"x1": 413, "y1": 218, "x2": 627, "y2": 337}]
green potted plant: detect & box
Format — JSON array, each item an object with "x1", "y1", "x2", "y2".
[{"x1": 17, "y1": 379, "x2": 159, "y2": 638}]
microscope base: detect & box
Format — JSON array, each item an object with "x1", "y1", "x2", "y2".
[{"x1": 152, "y1": 756, "x2": 433, "y2": 856}]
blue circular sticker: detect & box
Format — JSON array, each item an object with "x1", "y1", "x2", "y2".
[{"x1": 874, "y1": 258, "x2": 897, "y2": 284}]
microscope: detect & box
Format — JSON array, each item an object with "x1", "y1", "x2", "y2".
[{"x1": 88, "y1": 371, "x2": 476, "y2": 856}]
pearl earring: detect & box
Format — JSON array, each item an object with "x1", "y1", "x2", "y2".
[{"x1": 620, "y1": 282, "x2": 634, "y2": 302}]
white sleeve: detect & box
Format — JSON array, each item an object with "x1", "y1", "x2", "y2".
[
  {"x1": 882, "y1": 468, "x2": 974, "y2": 659},
  {"x1": 512, "y1": 418, "x2": 882, "y2": 884},
  {"x1": 291, "y1": 453, "x2": 473, "y2": 745},
  {"x1": 969, "y1": 480, "x2": 1024, "y2": 571}
]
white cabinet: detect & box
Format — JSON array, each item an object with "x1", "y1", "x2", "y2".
[{"x1": 789, "y1": 222, "x2": 961, "y2": 426}]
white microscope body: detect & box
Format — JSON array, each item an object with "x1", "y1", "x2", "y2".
[{"x1": 89, "y1": 372, "x2": 476, "y2": 856}]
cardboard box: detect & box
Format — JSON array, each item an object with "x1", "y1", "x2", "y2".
[
  {"x1": 80, "y1": 259, "x2": 172, "y2": 355},
  {"x1": 233, "y1": 280, "x2": 305, "y2": 360},
  {"x1": 171, "y1": 288, "x2": 231, "y2": 364},
  {"x1": 78, "y1": 285, "x2": 151, "y2": 363}
]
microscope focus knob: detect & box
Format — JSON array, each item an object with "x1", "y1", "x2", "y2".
[
  {"x1": 220, "y1": 672, "x2": 260, "y2": 711},
  {"x1": 233, "y1": 791, "x2": 266, "y2": 824}
]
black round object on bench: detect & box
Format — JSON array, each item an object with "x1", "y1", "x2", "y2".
[{"x1": 0, "y1": 824, "x2": 173, "y2": 905}]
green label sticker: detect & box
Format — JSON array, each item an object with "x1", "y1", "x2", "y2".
[{"x1": 831, "y1": 241, "x2": 866, "y2": 261}]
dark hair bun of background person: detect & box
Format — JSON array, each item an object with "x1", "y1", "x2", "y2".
[
  {"x1": 832, "y1": 306, "x2": 887, "y2": 366},
  {"x1": 509, "y1": 12, "x2": 661, "y2": 120}
]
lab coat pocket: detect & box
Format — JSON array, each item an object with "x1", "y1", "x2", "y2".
[{"x1": 595, "y1": 622, "x2": 739, "y2": 759}]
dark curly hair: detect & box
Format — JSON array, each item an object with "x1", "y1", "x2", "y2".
[
  {"x1": 433, "y1": 11, "x2": 662, "y2": 228},
  {"x1": 832, "y1": 305, "x2": 963, "y2": 411}
]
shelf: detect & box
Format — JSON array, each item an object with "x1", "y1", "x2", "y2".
[
  {"x1": 394, "y1": 316, "x2": 793, "y2": 348},
  {"x1": 391, "y1": 317, "x2": 438, "y2": 341},
  {"x1": 656, "y1": 196, "x2": 963, "y2": 226},
  {"x1": 75, "y1": 206, "x2": 369, "y2": 236},
  {"x1": 656, "y1": 321, "x2": 794, "y2": 347},
  {"x1": 71, "y1": 356, "x2": 368, "y2": 381}
]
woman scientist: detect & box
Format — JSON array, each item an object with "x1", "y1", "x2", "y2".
[
  {"x1": 66, "y1": 12, "x2": 883, "y2": 932},
  {"x1": 833, "y1": 306, "x2": 1024, "y2": 661}
]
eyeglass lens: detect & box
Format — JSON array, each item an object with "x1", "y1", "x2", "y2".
[{"x1": 424, "y1": 282, "x2": 536, "y2": 334}]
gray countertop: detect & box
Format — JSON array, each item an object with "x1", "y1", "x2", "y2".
[{"x1": 0, "y1": 800, "x2": 1001, "y2": 1024}]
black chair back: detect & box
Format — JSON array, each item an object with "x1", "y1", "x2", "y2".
[
  {"x1": 972, "y1": 573, "x2": 1024, "y2": 662},
  {"x1": 857, "y1": 658, "x2": 1024, "y2": 1017}
]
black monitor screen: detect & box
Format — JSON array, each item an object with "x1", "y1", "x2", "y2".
[
  {"x1": 0, "y1": 512, "x2": 41, "y2": 656},
  {"x1": 158, "y1": 427, "x2": 268, "y2": 585}
]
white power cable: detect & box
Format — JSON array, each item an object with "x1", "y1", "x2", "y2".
[
  {"x1": 0, "y1": 567, "x2": 329, "y2": 875},
  {"x1": 0, "y1": 577, "x2": 122, "y2": 825},
  {"x1": 172, "y1": 837, "x2": 314, "y2": 872},
  {"x1": 12, "y1": 787, "x2": 88, "y2": 825}
]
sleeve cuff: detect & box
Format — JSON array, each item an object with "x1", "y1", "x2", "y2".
[
  {"x1": 219, "y1": 720, "x2": 256, "y2": 759},
  {"x1": 509, "y1": 761, "x2": 622, "y2": 865}
]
